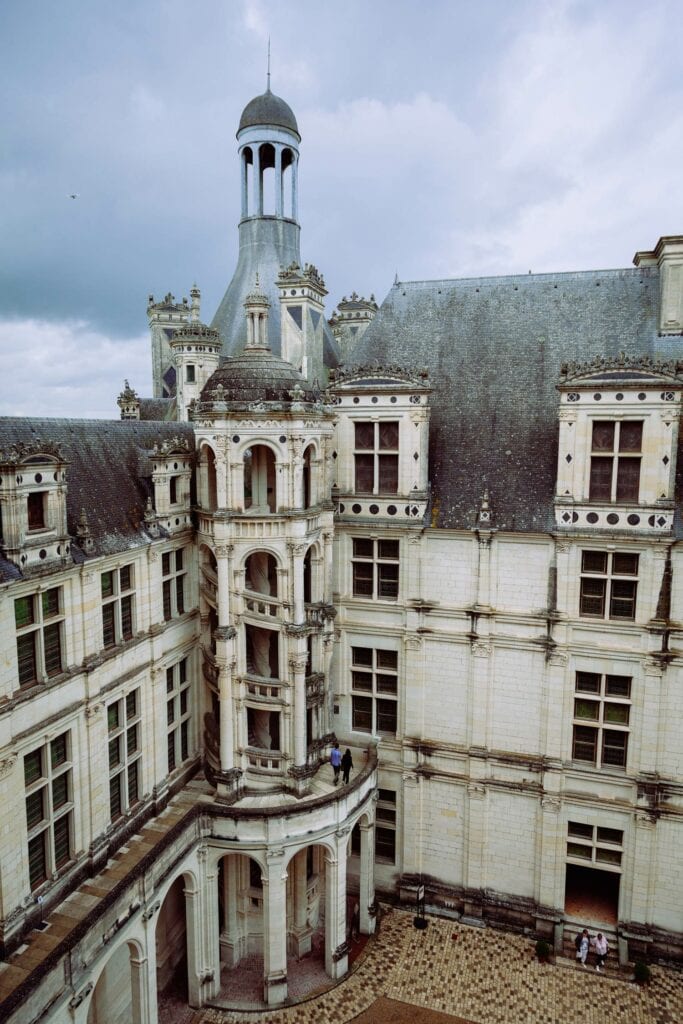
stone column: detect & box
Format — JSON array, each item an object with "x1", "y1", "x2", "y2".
[
  {"x1": 291, "y1": 652, "x2": 308, "y2": 768},
  {"x1": 289, "y1": 848, "x2": 312, "y2": 957},
  {"x1": 324, "y1": 840, "x2": 348, "y2": 979},
  {"x1": 474, "y1": 531, "x2": 494, "y2": 609},
  {"x1": 535, "y1": 794, "x2": 564, "y2": 946},
  {"x1": 219, "y1": 855, "x2": 241, "y2": 967},
  {"x1": 358, "y1": 819, "x2": 376, "y2": 935},
  {"x1": 462, "y1": 781, "x2": 487, "y2": 921},
  {"x1": 129, "y1": 950, "x2": 150, "y2": 1024},
  {"x1": 274, "y1": 144, "x2": 283, "y2": 217},
  {"x1": 184, "y1": 876, "x2": 203, "y2": 1008},
  {"x1": 290, "y1": 543, "x2": 306, "y2": 624},
  {"x1": 141, "y1": 908, "x2": 159, "y2": 1024},
  {"x1": 629, "y1": 813, "x2": 656, "y2": 926},
  {"x1": 262, "y1": 851, "x2": 288, "y2": 1005}
]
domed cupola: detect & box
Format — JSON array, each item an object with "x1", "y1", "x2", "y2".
[{"x1": 238, "y1": 87, "x2": 300, "y2": 139}]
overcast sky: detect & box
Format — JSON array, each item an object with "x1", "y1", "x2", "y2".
[{"x1": 1, "y1": 0, "x2": 682, "y2": 418}]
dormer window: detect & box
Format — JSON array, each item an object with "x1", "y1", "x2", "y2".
[
  {"x1": 589, "y1": 421, "x2": 642, "y2": 502},
  {"x1": 27, "y1": 491, "x2": 47, "y2": 531},
  {"x1": 354, "y1": 421, "x2": 398, "y2": 494}
]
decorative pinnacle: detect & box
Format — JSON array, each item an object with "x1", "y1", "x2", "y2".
[{"x1": 267, "y1": 38, "x2": 271, "y2": 92}]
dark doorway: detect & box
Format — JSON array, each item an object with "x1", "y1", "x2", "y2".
[{"x1": 564, "y1": 864, "x2": 619, "y2": 926}]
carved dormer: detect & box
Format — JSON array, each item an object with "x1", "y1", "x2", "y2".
[
  {"x1": 117, "y1": 380, "x2": 141, "y2": 420},
  {"x1": 0, "y1": 440, "x2": 70, "y2": 570},
  {"x1": 150, "y1": 436, "x2": 193, "y2": 534},
  {"x1": 555, "y1": 354, "x2": 683, "y2": 533},
  {"x1": 278, "y1": 262, "x2": 328, "y2": 384},
  {"x1": 328, "y1": 292, "x2": 378, "y2": 363},
  {"x1": 329, "y1": 363, "x2": 432, "y2": 523}
]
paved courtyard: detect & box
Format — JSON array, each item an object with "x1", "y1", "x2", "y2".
[{"x1": 192, "y1": 906, "x2": 683, "y2": 1024}]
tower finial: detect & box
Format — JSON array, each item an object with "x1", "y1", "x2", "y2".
[{"x1": 267, "y1": 38, "x2": 271, "y2": 92}]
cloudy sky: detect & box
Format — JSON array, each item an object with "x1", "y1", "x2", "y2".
[{"x1": 1, "y1": 0, "x2": 682, "y2": 418}]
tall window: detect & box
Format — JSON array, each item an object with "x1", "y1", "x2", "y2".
[
  {"x1": 162, "y1": 548, "x2": 186, "y2": 620},
  {"x1": 101, "y1": 566, "x2": 134, "y2": 648},
  {"x1": 15, "y1": 588, "x2": 63, "y2": 687},
  {"x1": 354, "y1": 421, "x2": 399, "y2": 493},
  {"x1": 579, "y1": 551, "x2": 638, "y2": 620},
  {"x1": 186, "y1": 364, "x2": 196, "y2": 383},
  {"x1": 567, "y1": 822, "x2": 623, "y2": 870},
  {"x1": 108, "y1": 689, "x2": 141, "y2": 821},
  {"x1": 572, "y1": 672, "x2": 630, "y2": 768},
  {"x1": 24, "y1": 732, "x2": 73, "y2": 890},
  {"x1": 166, "y1": 658, "x2": 191, "y2": 772},
  {"x1": 351, "y1": 646, "x2": 398, "y2": 736},
  {"x1": 376, "y1": 789, "x2": 397, "y2": 863},
  {"x1": 352, "y1": 538, "x2": 399, "y2": 600},
  {"x1": 589, "y1": 421, "x2": 642, "y2": 502},
  {"x1": 27, "y1": 491, "x2": 47, "y2": 530}
]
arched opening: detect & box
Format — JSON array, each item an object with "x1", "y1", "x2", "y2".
[
  {"x1": 282, "y1": 148, "x2": 294, "y2": 218},
  {"x1": 245, "y1": 623, "x2": 279, "y2": 679},
  {"x1": 247, "y1": 706, "x2": 280, "y2": 750},
  {"x1": 260, "y1": 143, "x2": 276, "y2": 215},
  {"x1": 199, "y1": 445, "x2": 217, "y2": 511},
  {"x1": 242, "y1": 146, "x2": 254, "y2": 217},
  {"x1": 245, "y1": 551, "x2": 278, "y2": 597},
  {"x1": 303, "y1": 444, "x2": 314, "y2": 508},
  {"x1": 244, "y1": 445, "x2": 276, "y2": 513},
  {"x1": 303, "y1": 548, "x2": 312, "y2": 604},
  {"x1": 87, "y1": 940, "x2": 139, "y2": 1024},
  {"x1": 156, "y1": 877, "x2": 188, "y2": 1004}
]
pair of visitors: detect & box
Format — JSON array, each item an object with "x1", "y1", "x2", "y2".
[
  {"x1": 574, "y1": 929, "x2": 609, "y2": 971},
  {"x1": 330, "y1": 744, "x2": 353, "y2": 785}
]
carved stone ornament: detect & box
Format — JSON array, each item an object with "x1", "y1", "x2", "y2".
[
  {"x1": 467, "y1": 782, "x2": 486, "y2": 797},
  {"x1": 555, "y1": 541, "x2": 571, "y2": 554},
  {"x1": 548, "y1": 651, "x2": 568, "y2": 666},
  {"x1": 152, "y1": 435, "x2": 193, "y2": 458},
  {"x1": 85, "y1": 702, "x2": 104, "y2": 720},
  {"x1": 0, "y1": 754, "x2": 17, "y2": 779},
  {"x1": 0, "y1": 439, "x2": 64, "y2": 465},
  {"x1": 472, "y1": 641, "x2": 491, "y2": 658},
  {"x1": 541, "y1": 795, "x2": 561, "y2": 813},
  {"x1": 329, "y1": 361, "x2": 430, "y2": 390},
  {"x1": 404, "y1": 634, "x2": 423, "y2": 650},
  {"x1": 559, "y1": 351, "x2": 683, "y2": 384}
]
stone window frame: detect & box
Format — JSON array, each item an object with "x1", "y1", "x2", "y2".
[
  {"x1": 24, "y1": 731, "x2": 74, "y2": 891},
  {"x1": 14, "y1": 587, "x2": 64, "y2": 688},
  {"x1": 567, "y1": 821, "x2": 623, "y2": 872},
  {"x1": 375, "y1": 788, "x2": 397, "y2": 864},
  {"x1": 350, "y1": 645, "x2": 398, "y2": 737},
  {"x1": 162, "y1": 547, "x2": 187, "y2": 621},
  {"x1": 353, "y1": 420, "x2": 399, "y2": 495},
  {"x1": 351, "y1": 537, "x2": 399, "y2": 601},
  {"x1": 101, "y1": 564, "x2": 135, "y2": 648},
  {"x1": 589, "y1": 419, "x2": 643, "y2": 503},
  {"x1": 572, "y1": 671, "x2": 631, "y2": 769},
  {"x1": 107, "y1": 688, "x2": 142, "y2": 822},
  {"x1": 27, "y1": 490, "x2": 48, "y2": 531},
  {"x1": 579, "y1": 550, "x2": 638, "y2": 621},
  {"x1": 166, "y1": 657, "x2": 191, "y2": 773}
]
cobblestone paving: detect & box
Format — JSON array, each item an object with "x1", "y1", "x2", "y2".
[{"x1": 193, "y1": 907, "x2": 683, "y2": 1024}]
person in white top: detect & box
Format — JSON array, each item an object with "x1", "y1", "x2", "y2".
[{"x1": 593, "y1": 932, "x2": 609, "y2": 972}]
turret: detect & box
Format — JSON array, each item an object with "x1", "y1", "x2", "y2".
[
  {"x1": 329, "y1": 292, "x2": 379, "y2": 363},
  {"x1": 169, "y1": 319, "x2": 222, "y2": 422},
  {"x1": 147, "y1": 291, "x2": 192, "y2": 399},
  {"x1": 278, "y1": 262, "x2": 328, "y2": 384}
]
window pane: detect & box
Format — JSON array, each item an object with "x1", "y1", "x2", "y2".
[
  {"x1": 127, "y1": 724, "x2": 139, "y2": 755},
  {"x1": 43, "y1": 622, "x2": 62, "y2": 677},
  {"x1": 377, "y1": 699, "x2": 397, "y2": 734},
  {"x1": 602, "y1": 731, "x2": 628, "y2": 766},
  {"x1": 28, "y1": 833, "x2": 47, "y2": 889},
  {"x1": 121, "y1": 595, "x2": 133, "y2": 639},
  {"x1": 619, "y1": 421, "x2": 642, "y2": 452},
  {"x1": 26, "y1": 789, "x2": 45, "y2": 829},
  {"x1": 568, "y1": 821, "x2": 593, "y2": 839},
  {"x1": 175, "y1": 549, "x2": 184, "y2": 571},
  {"x1": 377, "y1": 674, "x2": 398, "y2": 695},
  {"x1": 606, "y1": 675, "x2": 631, "y2": 698},
  {"x1": 180, "y1": 690, "x2": 188, "y2": 716},
  {"x1": 574, "y1": 699, "x2": 599, "y2": 720},
  {"x1": 127, "y1": 761, "x2": 139, "y2": 806},
  {"x1": 378, "y1": 563, "x2": 399, "y2": 599},
  {"x1": 604, "y1": 703, "x2": 629, "y2": 725},
  {"x1": 616, "y1": 458, "x2": 640, "y2": 502},
  {"x1": 378, "y1": 540, "x2": 399, "y2": 560},
  {"x1": 119, "y1": 565, "x2": 131, "y2": 591},
  {"x1": 352, "y1": 538, "x2": 374, "y2": 558},
  {"x1": 27, "y1": 491, "x2": 46, "y2": 529},
  {"x1": 170, "y1": 476, "x2": 178, "y2": 504},
  {"x1": 352, "y1": 671, "x2": 373, "y2": 692},
  {"x1": 567, "y1": 842, "x2": 592, "y2": 860},
  {"x1": 102, "y1": 603, "x2": 115, "y2": 648},
  {"x1": 109, "y1": 737, "x2": 121, "y2": 770},
  {"x1": 376, "y1": 827, "x2": 396, "y2": 862},
  {"x1": 181, "y1": 720, "x2": 189, "y2": 761},
  {"x1": 595, "y1": 847, "x2": 622, "y2": 865},
  {"x1": 109, "y1": 773, "x2": 122, "y2": 820},
  {"x1": 591, "y1": 421, "x2": 615, "y2": 452},
  {"x1": 597, "y1": 827, "x2": 623, "y2": 845},
  {"x1": 610, "y1": 580, "x2": 636, "y2": 620},
  {"x1": 589, "y1": 457, "x2": 612, "y2": 500},
  {"x1": 378, "y1": 455, "x2": 398, "y2": 493},
  {"x1": 575, "y1": 672, "x2": 600, "y2": 693},
  {"x1": 101, "y1": 571, "x2": 114, "y2": 598},
  {"x1": 167, "y1": 732, "x2": 177, "y2": 772},
  {"x1": 352, "y1": 695, "x2": 372, "y2": 732},
  {"x1": 612, "y1": 553, "x2": 638, "y2": 576},
  {"x1": 53, "y1": 814, "x2": 70, "y2": 868},
  {"x1": 377, "y1": 651, "x2": 398, "y2": 671},
  {"x1": 162, "y1": 552, "x2": 171, "y2": 576},
  {"x1": 378, "y1": 789, "x2": 396, "y2": 804},
  {"x1": 15, "y1": 596, "x2": 34, "y2": 628},
  {"x1": 126, "y1": 690, "x2": 137, "y2": 719},
  {"x1": 352, "y1": 562, "x2": 373, "y2": 597},
  {"x1": 167, "y1": 667, "x2": 175, "y2": 692},
  {"x1": 378, "y1": 421, "x2": 399, "y2": 450},
  {"x1": 167, "y1": 700, "x2": 175, "y2": 725},
  {"x1": 582, "y1": 551, "x2": 607, "y2": 574},
  {"x1": 162, "y1": 580, "x2": 172, "y2": 621},
  {"x1": 579, "y1": 578, "x2": 606, "y2": 617},
  {"x1": 17, "y1": 632, "x2": 38, "y2": 686},
  {"x1": 107, "y1": 703, "x2": 120, "y2": 732},
  {"x1": 179, "y1": 659, "x2": 187, "y2": 684},
  {"x1": 572, "y1": 726, "x2": 597, "y2": 763},
  {"x1": 351, "y1": 646, "x2": 373, "y2": 667},
  {"x1": 24, "y1": 749, "x2": 42, "y2": 786},
  {"x1": 42, "y1": 589, "x2": 60, "y2": 618},
  {"x1": 52, "y1": 774, "x2": 68, "y2": 809},
  {"x1": 354, "y1": 422, "x2": 374, "y2": 450},
  {"x1": 176, "y1": 575, "x2": 185, "y2": 615},
  {"x1": 355, "y1": 454, "x2": 374, "y2": 493},
  {"x1": 51, "y1": 733, "x2": 67, "y2": 768}
]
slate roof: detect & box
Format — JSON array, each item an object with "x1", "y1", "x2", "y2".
[
  {"x1": 0, "y1": 419, "x2": 195, "y2": 579},
  {"x1": 349, "y1": 266, "x2": 683, "y2": 532},
  {"x1": 201, "y1": 347, "x2": 317, "y2": 404},
  {"x1": 139, "y1": 397, "x2": 176, "y2": 421},
  {"x1": 238, "y1": 89, "x2": 300, "y2": 138}
]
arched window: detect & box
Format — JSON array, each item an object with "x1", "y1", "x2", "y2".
[
  {"x1": 244, "y1": 445, "x2": 276, "y2": 512},
  {"x1": 245, "y1": 551, "x2": 278, "y2": 597}
]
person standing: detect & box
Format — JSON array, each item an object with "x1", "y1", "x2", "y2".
[
  {"x1": 594, "y1": 932, "x2": 609, "y2": 972},
  {"x1": 576, "y1": 928, "x2": 590, "y2": 968},
  {"x1": 341, "y1": 748, "x2": 353, "y2": 784},
  {"x1": 330, "y1": 742, "x2": 342, "y2": 785}
]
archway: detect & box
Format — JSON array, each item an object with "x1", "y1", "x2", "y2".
[
  {"x1": 199, "y1": 444, "x2": 217, "y2": 511},
  {"x1": 244, "y1": 445, "x2": 276, "y2": 512},
  {"x1": 155, "y1": 876, "x2": 188, "y2": 1006},
  {"x1": 245, "y1": 551, "x2": 278, "y2": 598},
  {"x1": 87, "y1": 940, "x2": 141, "y2": 1024}
]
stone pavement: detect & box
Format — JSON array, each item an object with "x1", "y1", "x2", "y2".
[{"x1": 192, "y1": 906, "x2": 683, "y2": 1024}]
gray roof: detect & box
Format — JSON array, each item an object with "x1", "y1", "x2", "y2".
[
  {"x1": 201, "y1": 346, "x2": 317, "y2": 404},
  {"x1": 139, "y1": 397, "x2": 176, "y2": 421},
  {"x1": 350, "y1": 266, "x2": 683, "y2": 532},
  {"x1": 0, "y1": 419, "x2": 195, "y2": 579},
  {"x1": 238, "y1": 89, "x2": 300, "y2": 138}
]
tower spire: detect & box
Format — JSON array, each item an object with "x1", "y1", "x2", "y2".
[{"x1": 267, "y1": 38, "x2": 271, "y2": 92}]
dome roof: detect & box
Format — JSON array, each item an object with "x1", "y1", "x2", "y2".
[
  {"x1": 238, "y1": 89, "x2": 300, "y2": 138},
  {"x1": 201, "y1": 348, "x2": 316, "y2": 405}
]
